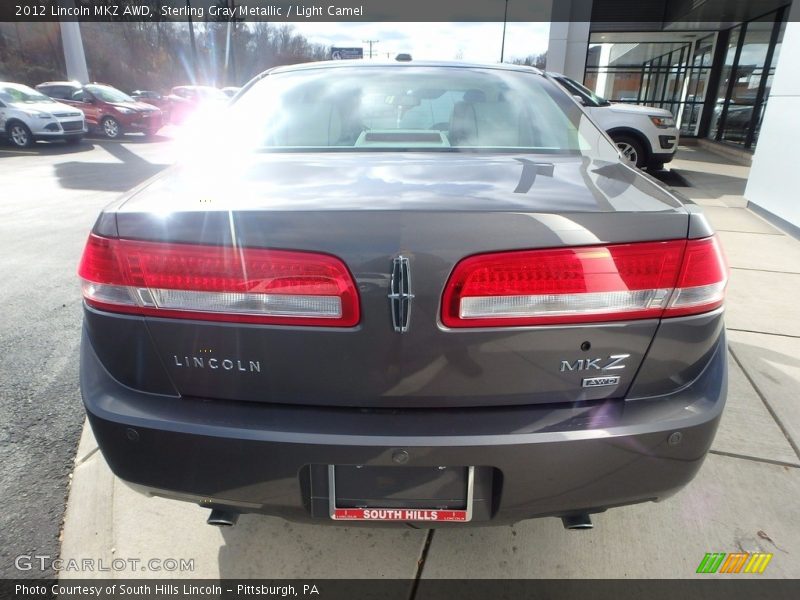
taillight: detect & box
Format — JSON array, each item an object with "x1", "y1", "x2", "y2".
[
  {"x1": 78, "y1": 234, "x2": 360, "y2": 326},
  {"x1": 663, "y1": 236, "x2": 728, "y2": 318},
  {"x1": 442, "y1": 236, "x2": 727, "y2": 328}
]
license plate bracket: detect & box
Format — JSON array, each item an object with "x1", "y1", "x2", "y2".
[{"x1": 328, "y1": 465, "x2": 474, "y2": 522}]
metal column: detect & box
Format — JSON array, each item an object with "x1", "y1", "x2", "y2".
[{"x1": 58, "y1": 0, "x2": 89, "y2": 83}]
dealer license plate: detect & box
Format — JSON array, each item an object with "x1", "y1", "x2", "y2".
[{"x1": 328, "y1": 465, "x2": 474, "y2": 522}]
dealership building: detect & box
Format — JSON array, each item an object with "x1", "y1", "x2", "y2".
[
  {"x1": 51, "y1": 0, "x2": 798, "y2": 230},
  {"x1": 547, "y1": 0, "x2": 800, "y2": 231}
]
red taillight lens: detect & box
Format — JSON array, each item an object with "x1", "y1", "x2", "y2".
[
  {"x1": 78, "y1": 234, "x2": 360, "y2": 326},
  {"x1": 664, "y1": 235, "x2": 728, "y2": 317},
  {"x1": 442, "y1": 236, "x2": 727, "y2": 328}
]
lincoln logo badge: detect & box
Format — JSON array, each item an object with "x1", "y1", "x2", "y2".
[{"x1": 389, "y1": 256, "x2": 414, "y2": 333}]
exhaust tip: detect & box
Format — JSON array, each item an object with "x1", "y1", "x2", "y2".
[
  {"x1": 561, "y1": 514, "x2": 593, "y2": 530},
  {"x1": 207, "y1": 508, "x2": 239, "y2": 527}
]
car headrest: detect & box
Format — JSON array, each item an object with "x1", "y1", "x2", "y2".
[
  {"x1": 270, "y1": 103, "x2": 343, "y2": 147},
  {"x1": 449, "y1": 100, "x2": 534, "y2": 147},
  {"x1": 462, "y1": 89, "x2": 486, "y2": 103}
]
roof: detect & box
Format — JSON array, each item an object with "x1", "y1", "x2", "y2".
[
  {"x1": 36, "y1": 81, "x2": 82, "y2": 87},
  {"x1": 265, "y1": 59, "x2": 544, "y2": 76},
  {"x1": 36, "y1": 81, "x2": 114, "y2": 87}
]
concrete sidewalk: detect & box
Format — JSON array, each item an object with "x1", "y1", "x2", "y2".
[{"x1": 60, "y1": 147, "x2": 800, "y2": 580}]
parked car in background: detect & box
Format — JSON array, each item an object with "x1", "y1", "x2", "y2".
[
  {"x1": 551, "y1": 74, "x2": 679, "y2": 170},
  {"x1": 0, "y1": 82, "x2": 86, "y2": 148},
  {"x1": 709, "y1": 99, "x2": 755, "y2": 143},
  {"x1": 167, "y1": 85, "x2": 229, "y2": 123},
  {"x1": 130, "y1": 90, "x2": 173, "y2": 120},
  {"x1": 221, "y1": 86, "x2": 242, "y2": 98},
  {"x1": 78, "y1": 60, "x2": 727, "y2": 529},
  {"x1": 35, "y1": 82, "x2": 164, "y2": 139}
]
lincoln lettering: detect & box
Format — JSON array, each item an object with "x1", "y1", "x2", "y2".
[{"x1": 173, "y1": 355, "x2": 261, "y2": 373}]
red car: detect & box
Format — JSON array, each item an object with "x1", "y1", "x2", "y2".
[
  {"x1": 35, "y1": 82, "x2": 164, "y2": 139},
  {"x1": 130, "y1": 90, "x2": 173, "y2": 121},
  {"x1": 166, "y1": 85, "x2": 228, "y2": 124}
]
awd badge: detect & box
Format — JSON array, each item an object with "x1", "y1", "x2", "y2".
[{"x1": 582, "y1": 376, "x2": 621, "y2": 388}]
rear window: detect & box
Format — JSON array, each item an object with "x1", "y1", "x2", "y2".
[
  {"x1": 85, "y1": 85, "x2": 135, "y2": 103},
  {"x1": 229, "y1": 66, "x2": 602, "y2": 153},
  {"x1": 0, "y1": 83, "x2": 55, "y2": 104},
  {"x1": 38, "y1": 85, "x2": 75, "y2": 100}
]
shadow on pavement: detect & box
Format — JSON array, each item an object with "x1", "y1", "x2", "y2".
[
  {"x1": 672, "y1": 170, "x2": 748, "y2": 198},
  {"x1": 216, "y1": 514, "x2": 425, "y2": 585},
  {"x1": 53, "y1": 140, "x2": 169, "y2": 192},
  {"x1": 729, "y1": 339, "x2": 800, "y2": 379},
  {"x1": 651, "y1": 169, "x2": 691, "y2": 188}
]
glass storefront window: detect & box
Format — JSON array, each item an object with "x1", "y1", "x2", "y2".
[
  {"x1": 751, "y1": 103, "x2": 767, "y2": 146},
  {"x1": 585, "y1": 35, "x2": 712, "y2": 136},
  {"x1": 730, "y1": 19, "x2": 772, "y2": 104},
  {"x1": 752, "y1": 19, "x2": 786, "y2": 149},
  {"x1": 721, "y1": 17, "x2": 773, "y2": 143},
  {"x1": 712, "y1": 9, "x2": 787, "y2": 149},
  {"x1": 586, "y1": 5, "x2": 786, "y2": 146},
  {"x1": 678, "y1": 35, "x2": 713, "y2": 136},
  {"x1": 709, "y1": 26, "x2": 741, "y2": 139},
  {"x1": 595, "y1": 71, "x2": 643, "y2": 102}
]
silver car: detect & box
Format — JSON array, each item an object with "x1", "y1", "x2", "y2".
[{"x1": 0, "y1": 82, "x2": 86, "y2": 147}]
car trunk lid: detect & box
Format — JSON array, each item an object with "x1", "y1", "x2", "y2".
[{"x1": 101, "y1": 152, "x2": 690, "y2": 408}]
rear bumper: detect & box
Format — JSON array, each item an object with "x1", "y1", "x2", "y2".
[
  {"x1": 124, "y1": 115, "x2": 163, "y2": 133},
  {"x1": 81, "y1": 328, "x2": 726, "y2": 526}
]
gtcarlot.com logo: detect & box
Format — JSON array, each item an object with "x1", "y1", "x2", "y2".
[
  {"x1": 15, "y1": 555, "x2": 195, "y2": 573},
  {"x1": 696, "y1": 552, "x2": 773, "y2": 574}
]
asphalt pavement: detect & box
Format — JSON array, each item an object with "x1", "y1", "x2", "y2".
[
  {"x1": 0, "y1": 133, "x2": 174, "y2": 577},
  {"x1": 2, "y1": 138, "x2": 799, "y2": 582}
]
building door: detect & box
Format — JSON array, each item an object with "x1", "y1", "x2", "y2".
[{"x1": 680, "y1": 36, "x2": 714, "y2": 137}]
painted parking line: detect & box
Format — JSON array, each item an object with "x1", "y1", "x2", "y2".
[{"x1": 0, "y1": 148, "x2": 38, "y2": 155}]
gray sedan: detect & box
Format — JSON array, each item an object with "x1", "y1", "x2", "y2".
[{"x1": 77, "y1": 60, "x2": 728, "y2": 528}]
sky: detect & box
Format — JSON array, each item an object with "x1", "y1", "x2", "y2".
[{"x1": 293, "y1": 22, "x2": 550, "y2": 63}]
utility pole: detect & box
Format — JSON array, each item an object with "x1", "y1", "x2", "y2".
[
  {"x1": 224, "y1": 0, "x2": 237, "y2": 85},
  {"x1": 500, "y1": 0, "x2": 509, "y2": 63},
  {"x1": 57, "y1": 0, "x2": 89, "y2": 83},
  {"x1": 362, "y1": 39, "x2": 379, "y2": 59},
  {"x1": 187, "y1": 0, "x2": 198, "y2": 82}
]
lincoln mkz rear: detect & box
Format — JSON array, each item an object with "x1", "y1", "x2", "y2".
[{"x1": 78, "y1": 62, "x2": 728, "y2": 528}]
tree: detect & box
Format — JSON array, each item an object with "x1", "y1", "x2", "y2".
[
  {"x1": 509, "y1": 52, "x2": 547, "y2": 69},
  {"x1": 0, "y1": 22, "x2": 64, "y2": 84},
  {"x1": 0, "y1": 20, "x2": 328, "y2": 91}
]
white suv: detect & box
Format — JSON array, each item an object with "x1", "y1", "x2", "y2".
[
  {"x1": 550, "y1": 74, "x2": 679, "y2": 170},
  {"x1": 0, "y1": 82, "x2": 86, "y2": 148}
]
